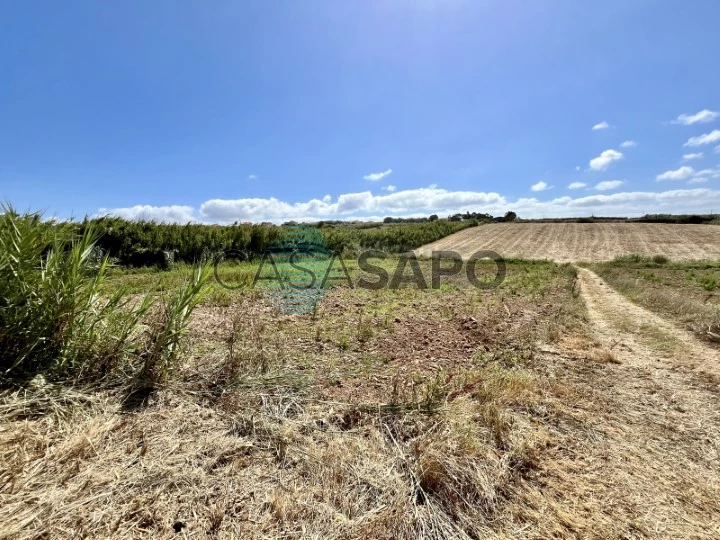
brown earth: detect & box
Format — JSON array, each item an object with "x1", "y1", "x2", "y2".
[{"x1": 415, "y1": 222, "x2": 720, "y2": 262}]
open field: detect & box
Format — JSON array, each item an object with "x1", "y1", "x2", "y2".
[
  {"x1": 416, "y1": 222, "x2": 720, "y2": 262},
  {"x1": 4, "y1": 257, "x2": 720, "y2": 538},
  {"x1": 3, "y1": 213, "x2": 720, "y2": 538}
]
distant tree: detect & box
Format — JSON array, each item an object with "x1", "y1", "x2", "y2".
[
  {"x1": 383, "y1": 217, "x2": 394, "y2": 223},
  {"x1": 429, "y1": 214, "x2": 438, "y2": 222},
  {"x1": 503, "y1": 211, "x2": 518, "y2": 222}
]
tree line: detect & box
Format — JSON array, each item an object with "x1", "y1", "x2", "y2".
[{"x1": 66, "y1": 216, "x2": 478, "y2": 268}]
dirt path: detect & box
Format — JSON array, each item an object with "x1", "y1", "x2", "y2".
[
  {"x1": 578, "y1": 267, "x2": 720, "y2": 378},
  {"x1": 524, "y1": 268, "x2": 720, "y2": 538}
]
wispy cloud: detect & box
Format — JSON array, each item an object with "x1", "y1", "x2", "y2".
[
  {"x1": 684, "y1": 129, "x2": 720, "y2": 147},
  {"x1": 363, "y1": 168, "x2": 393, "y2": 181},
  {"x1": 592, "y1": 121, "x2": 610, "y2": 130},
  {"x1": 594, "y1": 180, "x2": 625, "y2": 191},
  {"x1": 694, "y1": 167, "x2": 720, "y2": 180},
  {"x1": 531, "y1": 181, "x2": 552, "y2": 192},
  {"x1": 382, "y1": 185, "x2": 397, "y2": 192},
  {"x1": 620, "y1": 140, "x2": 637, "y2": 148},
  {"x1": 673, "y1": 109, "x2": 720, "y2": 125},
  {"x1": 656, "y1": 165, "x2": 720, "y2": 183},
  {"x1": 589, "y1": 149, "x2": 623, "y2": 171},
  {"x1": 568, "y1": 182, "x2": 587, "y2": 189},
  {"x1": 657, "y1": 166, "x2": 695, "y2": 181},
  {"x1": 248, "y1": 174, "x2": 257, "y2": 180},
  {"x1": 682, "y1": 153, "x2": 704, "y2": 161}
]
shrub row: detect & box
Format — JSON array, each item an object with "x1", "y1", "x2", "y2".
[{"x1": 66, "y1": 217, "x2": 478, "y2": 267}]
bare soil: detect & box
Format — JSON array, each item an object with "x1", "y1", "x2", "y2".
[{"x1": 416, "y1": 223, "x2": 720, "y2": 262}]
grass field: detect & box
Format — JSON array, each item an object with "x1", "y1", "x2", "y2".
[
  {"x1": 591, "y1": 256, "x2": 720, "y2": 346},
  {"x1": 416, "y1": 222, "x2": 720, "y2": 262},
  {"x1": 3, "y1": 217, "x2": 720, "y2": 538},
  {"x1": 1, "y1": 259, "x2": 597, "y2": 538}
]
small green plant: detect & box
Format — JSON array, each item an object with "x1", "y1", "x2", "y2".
[
  {"x1": 356, "y1": 312, "x2": 374, "y2": 343},
  {"x1": 138, "y1": 264, "x2": 211, "y2": 386},
  {"x1": 698, "y1": 275, "x2": 718, "y2": 292},
  {"x1": 614, "y1": 253, "x2": 650, "y2": 264}
]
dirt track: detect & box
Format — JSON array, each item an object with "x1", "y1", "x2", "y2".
[
  {"x1": 536, "y1": 268, "x2": 720, "y2": 537},
  {"x1": 415, "y1": 223, "x2": 720, "y2": 262}
]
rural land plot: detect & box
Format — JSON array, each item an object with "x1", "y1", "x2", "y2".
[{"x1": 416, "y1": 222, "x2": 720, "y2": 262}]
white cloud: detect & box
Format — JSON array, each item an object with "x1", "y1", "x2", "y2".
[
  {"x1": 98, "y1": 186, "x2": 720, "y2": 224},
  {"x1": 657, "y1": 165, "x2": 720, "y2": 183},
  {"x1": 363, "y1": 168, "x2": 393, "y2": 181},
  {"x1": 382, "y1": 185, "x2": 397, "y2": 192},
  {"x1": 656, "y1": 166, "x2": 695, "y2": 181},
  {"x1": 589, "y1": 149, "x2": 623, "y2": 171},
  {"x1": 594, "y1": 180, "x2": 625, "y2": 191},
  {"x1": 248, "y1": 174, "x2": 257, "y2": 180},
  {"x1": 200, "y1": 186, "x2": 507, "y2": 223},
  {"x1": 620, "y1": 140, "x2": 637, "y2": 148},
  {"x1": 682, "y1": 153, "x2": 703, "y2": 161},
  {"x1": 531, "y1": 181, "x2": 552, "y2": 192},
  {"x1": 322, "y1": 194, "x2": 332, "y2": 203},
  {"x1": 592, "y1": 121, "x2": 610, "y2": 130},
  {"x1": 673, "y1": 109, "x2": 720, "y2": 126},
  {"x1": 684, "y1": 130, "x2": 720, "y2": 147},
  {"x1": 575, "y1": 166, "x2": 581, "y2": 171},
  {"x1": 96, "y1": 205, "x2": 196, "y2": 223},
  {"x1": 568, "y1": 182, "x2": 587, "y2": 189},
  {"x1": 694, "y1": 168, "x2": 720, "y2": 179}
]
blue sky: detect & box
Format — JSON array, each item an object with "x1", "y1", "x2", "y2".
[{"x1": 2, "y1": 0, "x2": 720, "y2": 223}]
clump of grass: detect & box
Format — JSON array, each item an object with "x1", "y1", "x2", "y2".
[
  {"x1": 589, "y1": 347, "x2": 621, "y2": 364},
  {"x1": 0, "y1": 206, "x2": 210, "y2": 387},
  {"x1": 613, "y1": 253, "x2": 650, "y2": 263},
  {"x1": 698, "y1": 275, "x2": 717, "y2": 291},
  {"x1": 138, "y1": 264, "x2": 211, "y2": 386},
  {"x1": 0, "y1": 206, "x2": 152, "y2": 381}
]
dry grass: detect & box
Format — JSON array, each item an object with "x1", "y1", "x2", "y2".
[
  {"x1": 0, "y1": 382, "x2": 545, "y2": 539},
  {"x1": 3, "y1": 260, "x2": 720, "y2": 538},
  {"x1": 416, "y1": 222, "x2": 720, "y2": 262},
  {"x1": 591, "y1": 259, "x2": 720, "y2": 347}
]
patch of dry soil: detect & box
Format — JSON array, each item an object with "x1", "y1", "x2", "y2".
[{"x1": 415, "y1": 223, "x2": 720, "y2": 262}]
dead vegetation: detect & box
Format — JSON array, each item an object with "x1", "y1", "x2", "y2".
[
  {"x1": 416, "y1": 222, "x2": 720, "y2": 262},
  {"x1": 591, "y1": 258, "x2": 720, "y2": 347},
  {"x1": 3, "y1": 261, "x2": 720, "y2": 538}
]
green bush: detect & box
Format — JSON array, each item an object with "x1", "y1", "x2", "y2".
[
  {"x1": 0, "y1": 206, "x2": 208, "y2": 384},
  {"x1": 322, "y1": 219, "x2": 477, "y2": 254},
  {"x1": 67, "y1": 216, "x2": 476, "y2": 266}
]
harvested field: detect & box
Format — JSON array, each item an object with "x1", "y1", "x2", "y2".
[{"x1": 415, "y1": 222, "x2": 720, "y2": 262}]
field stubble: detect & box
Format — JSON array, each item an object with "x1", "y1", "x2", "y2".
[{"x1": 416, "y1": 222, "x2": 720, "y2": 262}]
